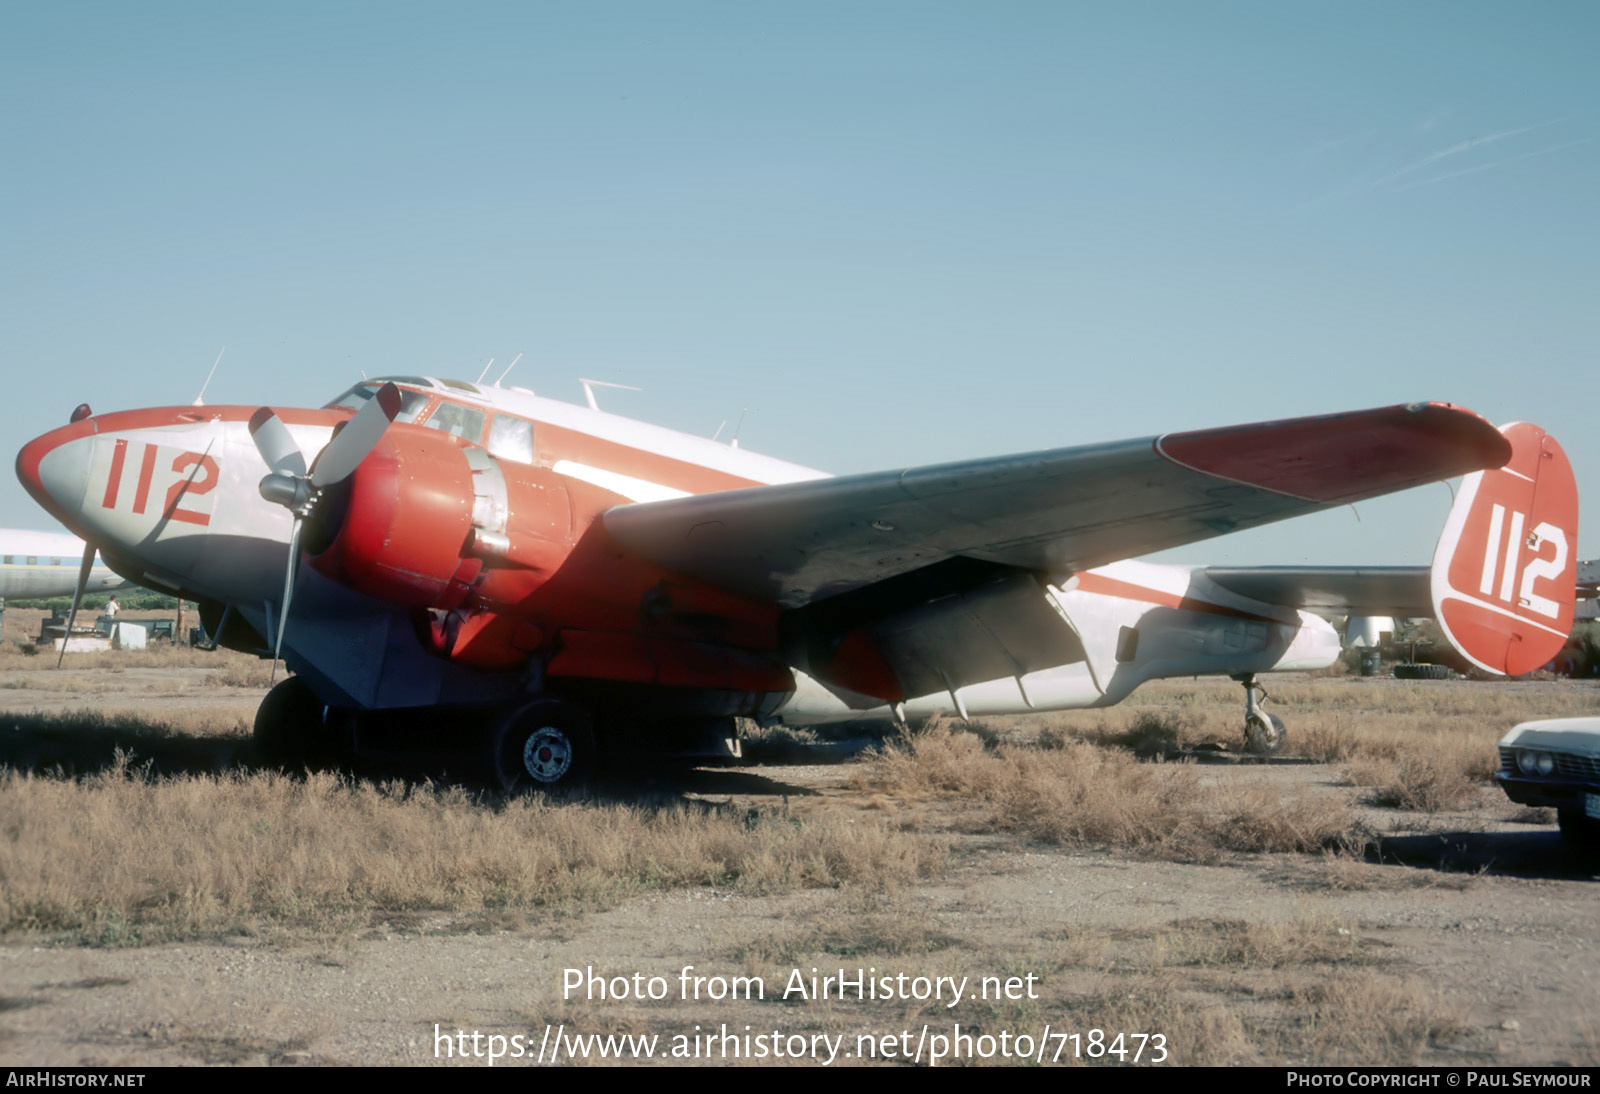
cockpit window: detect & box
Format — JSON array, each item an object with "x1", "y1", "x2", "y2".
[
  {"x1": 325, "y1": 383, "x2": 429, "y2": 423},
  {"x1": 422, "y1": 400, "x2": 486, "y2": 443},
  {"x1": 487, "y1": 413, "x2": 535, "y2": 464}
]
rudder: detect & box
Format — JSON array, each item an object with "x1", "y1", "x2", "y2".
[{"x1": 1431, "y1": 422, "x2": 1578, "y2": 675}]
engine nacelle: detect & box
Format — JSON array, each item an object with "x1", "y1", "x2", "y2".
[{"x1": 304, "y1": 424, "x2": 574, "y2": 610}]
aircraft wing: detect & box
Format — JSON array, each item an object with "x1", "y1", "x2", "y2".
[
  {"x1": 1202, "y1": 567, "x2": 1434, "y2": 618},
  {"x1": 603, "y1": 403, "x2": 1510, "y2": 609}
]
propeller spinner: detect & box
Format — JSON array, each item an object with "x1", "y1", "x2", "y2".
[{"x1": 249, "y1": 382, "x2": 403, "y2": 678}]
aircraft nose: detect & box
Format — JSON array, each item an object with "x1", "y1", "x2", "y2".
[{"x1": 16, "y1": 419, "x2": 98, "y2": 531}]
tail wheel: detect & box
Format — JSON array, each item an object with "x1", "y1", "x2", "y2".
[
  {"x1": 492, "y1": 699, "x2": 597, "y2": 792},
  {"x1": 1236, "y1": 674, "x2": 1286, "y2": 756},
  {"x1": 1245, "y1": 712, "x2": 1286, "y2": 755}
]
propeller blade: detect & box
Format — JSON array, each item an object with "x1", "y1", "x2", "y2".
[
  {"x1": 311, "y1": 382, "x2": 402, "y2": 488},
  {"x1": 55, "y1": 544, "x2": 97, "y2": 669},
  {"x1": 270, "y1": 517, "x2": 304, "y2": 685},
  {"x1": 247, "y1": 407, "x2": 308, "y2": 479}
]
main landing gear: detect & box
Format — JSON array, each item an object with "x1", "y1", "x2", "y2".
[
  {"x1": 252, "y1": 683, "x2": 728, "y2": 794},
  {"x1": 490, "y1": 698, "x2": 598, "y2": 793},
  {"x1": 1234, "y1": 673, "x2": 1286, "y2": 756},
  {"x1": 253, "y1": 676, "x2": 343, "y2": 771}
]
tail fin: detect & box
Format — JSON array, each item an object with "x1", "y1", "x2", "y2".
[{"x1": 1431, "y1": 422, "x2": 1578, "y2": 675}]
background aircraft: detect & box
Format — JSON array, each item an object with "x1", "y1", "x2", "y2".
[
  {"x1": 16, "y1": 377, "x2": 1577, "y2": 787},
  {"x1": 0, "y1": 527, "x2": 131, "y2": 601}
]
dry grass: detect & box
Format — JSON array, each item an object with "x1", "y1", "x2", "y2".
[
  {"x1": 1158, "y1": 916, "x2": 1371, "y2": 969},
  {"x1": 1, "y1": 606, "x2": 267, "y2": 678},
  {"x1": 0, "y1": 709, "x2": 251, "y2": 778},
  {"x1": 1286, "y1": 973, "x2": 1475, "y2": 1063},
  {"x1": 0, "y1": 760, "x2": 946, "y2": 946},
  {"x1": 1031, "y1": 918, "x2": 1474, "y2": 1065},
  {"x1": 3, "y1": 666, "x2": 1591, "y2": 1064},
  {"x1": 725, "y1": 909, "x2": 1476, "y2": 1066},
  {"x1": 1017, "y1": 676, "x2": 1600, "y2": 816},
  {"x1": 856, "y1": 725, "x2": 1364, "y2": 862},
  {"x1": 1032, "y1": 676, "x2": 1598, "y2": 756},
  {"x1": 1343, "y1": 755, "x2": 1477, "y2": 812}
]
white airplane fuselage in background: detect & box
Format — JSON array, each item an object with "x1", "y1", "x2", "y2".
[
  {"x1": 15, "y1": 375, "x2": 1577, "y2": 783},
  {"x1": 0, "y1": 528, "x2": 130, "y2": 600}
]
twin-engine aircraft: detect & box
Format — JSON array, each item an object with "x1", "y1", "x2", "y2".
[{"x1": 15, "y1": 376, "x2": 1578, "y2": 788}]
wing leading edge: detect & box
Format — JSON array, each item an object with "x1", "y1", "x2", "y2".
[{"x1": 603, "y1": 402, "x2": 1511, "y2": 609}]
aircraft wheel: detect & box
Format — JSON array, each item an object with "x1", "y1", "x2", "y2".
[
  {"x1": 253, "y1": 676, "x2": 331, "y2": 772},
  {"x1": 1244, "y1": 712, "x2": 1286, "y2": 756},
  {"x1": 492, "y1": 699, "x2": 596, "y2": 793}
]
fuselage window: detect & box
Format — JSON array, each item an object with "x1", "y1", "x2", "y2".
[
  {"x1": 26, "y1": 556, "x2": 36, "y2": 566},
  {"x1": 2, "y1": 556, "x2": 11, "y2": 565},
  {"x1": 51, "y1": 557, "x2": 62, "y2": 567},
  {"x1": 487, "y1": 414, "x2": 535, "y2": 465},
  {"x1": 423, "y1": 400, "x2": 486, "y2": 444}
]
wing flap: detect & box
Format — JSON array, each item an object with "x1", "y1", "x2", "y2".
[{"x1": 782, "y1": 559, "x2": 1086, "y2": 704}]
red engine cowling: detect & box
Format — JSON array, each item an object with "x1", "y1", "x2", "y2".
[{"x1": 304, "y1": 424, "x2": 575, "y2": 611}]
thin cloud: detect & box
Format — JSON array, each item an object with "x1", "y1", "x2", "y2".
[
  {"x1": 1390, "y1": 137, "x2": 1592, "y2": 193},
  {"x1": 1359, "y1": 119, "x2": 1560, "y2": 194},
  {"x1": 1290, "y1": 117, "x2": 1578, "y2": 214}
]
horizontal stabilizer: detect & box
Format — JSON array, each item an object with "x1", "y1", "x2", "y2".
[{"x1": 1204, "y1": 566, "x2": 1433, "y2": 618}]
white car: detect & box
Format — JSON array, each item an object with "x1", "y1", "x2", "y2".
[{"x1": 1496, "y1": 717, "x2": 1600, "y2": 855}]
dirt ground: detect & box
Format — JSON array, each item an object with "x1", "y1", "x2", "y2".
[{"x1": 0, "y1": 617, "x2": 1596, "y2": 1068}]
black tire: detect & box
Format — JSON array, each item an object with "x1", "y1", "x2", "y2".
[
  {"x1": 1245, "y1": 711, "x2": 1287, "y2": 755},
  {"x1": 1393, "y1": 663, "x2": 1450, "y2": 680},
  {"x1": 491, "y1": 699, "x2": 597, "y2": 793},
  {"x1": 1557, "y1": 809, "x2": 1600, "y2": 862},
  {"x1": 253, "y1": 676, "x2": 331, "y2": 771}
]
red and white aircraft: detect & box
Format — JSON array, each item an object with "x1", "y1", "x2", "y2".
[{"x1": 14, "y1": 377, "x2": 1578, "y2": 787}]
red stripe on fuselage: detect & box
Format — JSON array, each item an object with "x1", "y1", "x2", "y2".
[
  {"x1": 532, "y1": 419, "x2": 764, "y2": 496},
  {"x1": 35, "y1": 400, "x2": 772, "y2": 504}
]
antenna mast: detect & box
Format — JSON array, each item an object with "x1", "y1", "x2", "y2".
[
  {"x1": 578, "y1": 378, "x2": 641, "y2": 411},
  {"x1": 193, "y1": 347, "x2": 225, "y2": 407},
  {"x1": 494, "y1": 352, "x2": 524, "y2": 386}
]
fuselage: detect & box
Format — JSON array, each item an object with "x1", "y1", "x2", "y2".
[
  {"x1": 0, "y1": 528, "x2": 129, "y2": 600},
  {"x1": 16, "y1": 376, "x2": 1340, "y2": 718}
]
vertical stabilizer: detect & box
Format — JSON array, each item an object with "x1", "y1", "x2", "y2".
[{"x1": 1431, "y1": 422, "x2": 1578, "y2": 675}]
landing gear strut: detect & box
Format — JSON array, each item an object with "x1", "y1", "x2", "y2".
[{"x1": 1234, "y1": 673, "x2": 1286, "y2": 756}]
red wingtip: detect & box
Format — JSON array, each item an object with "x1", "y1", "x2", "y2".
[{"x1": 1156, "y1": 403, "x2": 1511, "y2": 503}]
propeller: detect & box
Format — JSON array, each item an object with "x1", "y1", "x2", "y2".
[
  {"x1": 249, "y1": 382, "x2": 403, "y2": 679},
  {"x1": 55, "y1": 542, "x2": 99, "y2": 668}
]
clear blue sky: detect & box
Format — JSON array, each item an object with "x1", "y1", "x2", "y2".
[{"x1": 3, "y1": 2, "x2": 1594, "y2": 567}]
